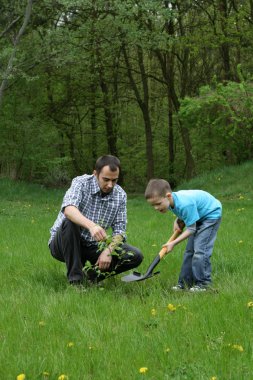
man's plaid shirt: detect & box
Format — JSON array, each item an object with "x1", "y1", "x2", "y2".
[{"x1": 49, "y1": 174, "x2": 127, "y2": 246}]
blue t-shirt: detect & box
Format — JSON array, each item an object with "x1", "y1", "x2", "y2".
[{"x1": 168, "y1": 190, "x2": 222, "y2": 227}]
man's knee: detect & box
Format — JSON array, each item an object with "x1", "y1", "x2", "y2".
[
  {"x1": 123, "y1": 244, "x2": 143, "y2": 265},
  {"x1": 134, "y1": 248, "x2": 143, "y2": 265},
  {"x1": 61, "y1": 218, "x2": 80, "y2": 234}
]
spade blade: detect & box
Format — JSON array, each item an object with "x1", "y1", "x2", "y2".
[{"x1": 121, "y1": 271, "x2": 160, "y2": 283}]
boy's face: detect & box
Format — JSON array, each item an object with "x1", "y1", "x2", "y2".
[{"x1": 147, "y1": 194, "x2": 172, "y2": 213}]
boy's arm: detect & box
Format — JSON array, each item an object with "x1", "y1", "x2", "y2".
[
  {"x1": 163, "y1": 223, "x2": 196, "y2": 253},
  {"x1": 174, "y1": 218, "x2": 185, "y2": 232}
]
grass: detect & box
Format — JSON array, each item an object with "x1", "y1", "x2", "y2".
[{"x1": 1, "y1": 161, "x2": 253, "y2": 380}]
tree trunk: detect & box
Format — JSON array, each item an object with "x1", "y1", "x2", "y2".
[
  {"x1": 122, "y1": 45, "x2": 154, "y2": 180},
  {"x1": 218, "y1": 0, "x2": 233, "y2": 81},
  {"x1": 0, "y1": 0, "x2": 33, "y2": 108}
]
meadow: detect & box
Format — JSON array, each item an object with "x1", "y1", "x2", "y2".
[{"x1": 0, "y1": 161, "x2": 253, "y2": 380}]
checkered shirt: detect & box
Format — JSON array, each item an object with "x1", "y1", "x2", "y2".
[{"x1": 49, "y1": 174, "x2": 127, "y2": 246}]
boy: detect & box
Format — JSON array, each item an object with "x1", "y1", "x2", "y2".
[{"x1": 145, "y1": 179, "x2": 222, "y2": 292}]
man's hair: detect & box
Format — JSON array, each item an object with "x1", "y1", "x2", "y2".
[
  {"x1": 95, "y1": 155, "x2": 121, "y2": 175},
  {"x1": 145, "y1": 179, "x2": 172, "y2": 199}
]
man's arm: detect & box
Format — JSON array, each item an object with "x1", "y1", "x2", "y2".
[{"x1": 64, "y1": 205, "x2": 107, "y2": 241}]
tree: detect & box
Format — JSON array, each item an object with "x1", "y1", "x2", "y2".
[{"x1": 0, "y1": 0, "x2": 33, "y2": 107}]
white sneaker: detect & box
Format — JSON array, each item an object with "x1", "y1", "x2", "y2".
[
  {"x1": 171, "y1": 284, "x2": 184, "y2": 291},
  {"x1": 189, "y1": 285, "x2": 206, "y2": 293}
]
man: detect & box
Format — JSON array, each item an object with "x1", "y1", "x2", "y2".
[{"x1": 49, "y1": 155, "x2": 143, "y2": 286}]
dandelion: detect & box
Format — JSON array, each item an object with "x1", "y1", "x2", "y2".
[
  {"x1": 165, "y1": 347, "x2": 170, "y2": 353},
  {"x1": 67, "y1": 342, "x2": 74, "y2": 348},
  {"x1": 239, "y1": 195, "x2": 244, "y2": 200},
  {"x1": 58, "y1": 375, "x2": 68, "y2": 380},
  {"x1": 139, "y1": 367, "x2": 148, "y2": 374},
  {"x1": 238, "y1": 240, "x2": 243, "y2": 244},
  {"x1": 210, "y1": 377, "x2": 217, "y2": 380},
  {"x1": 151, "y1": 308, "x2": 157, "y2": 316},
  {"x1": 17, "y1": 374, "x2": 26, "y2": 380},
  {"x1": 167, "y1": 303, "x2": 176, "y2": 312},
  {"x1": 43, "y1": 372, "x2": 50, "y2": 377},
  {"x1": 231, "y1": 344, "x2": 244, "y2": 352},
  {"x1": 39, "y1": 321, "x2": 45, "y2": 327},
  {"x1": 247, "y1": 301, "x2": 253, "y2": 308}
]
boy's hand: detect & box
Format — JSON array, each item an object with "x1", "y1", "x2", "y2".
[{"x1": 163, "y1": 241, "x2": 175, "y2": 253}]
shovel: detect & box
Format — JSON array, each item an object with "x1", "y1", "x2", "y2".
[{"x1": 121, "y1": 230, "x2": 181, "y2": 283}]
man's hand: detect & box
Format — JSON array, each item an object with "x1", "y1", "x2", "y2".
[
  {"x1": 96, "y1": 248, "x2": 112, "y2": 271},
  {"x1": 89, "y1": 225, "x2": 107, "y2": 241}
]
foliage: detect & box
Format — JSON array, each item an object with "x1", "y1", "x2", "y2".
[
  {"x1": 1, "y1": 1, "x2": 253, "y2": 189},
  {"x1": 179, "y1": 78, "x2": 253, "y2": 174}
]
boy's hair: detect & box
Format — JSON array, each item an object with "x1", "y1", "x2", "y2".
[
  {"x1": 145, "y1": 179, "x2": 172, "y2": 199},
  {"x1": 95, "y1": 155, "x2": 121, "y2": 175}
]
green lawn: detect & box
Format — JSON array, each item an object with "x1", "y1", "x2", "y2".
[{"x1": 1, "y1": 161, "x2": 253, "y2": 380}]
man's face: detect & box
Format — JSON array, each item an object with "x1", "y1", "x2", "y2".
[
  {"x1": 94, "y1": 165, "x2": 119, "y2": 194},
  {"x1": 147, "y1": 195, "x2": 171, "y2": 213}
]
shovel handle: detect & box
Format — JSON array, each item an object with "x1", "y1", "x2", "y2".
[{"x1": 158, "y1": 230, "x2": 181, "y2": 259}]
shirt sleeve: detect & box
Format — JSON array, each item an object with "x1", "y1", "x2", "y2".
[
  {"x1": 111, "y1": 194, "x2": 127, "y2": 238},
  {"x1": 181, "y1": 202, "x2": 200, "y2": 227},
  {"x1": 61, "y1": 177, "x2": 84, "y2": 211}
]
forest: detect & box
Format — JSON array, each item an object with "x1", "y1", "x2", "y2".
[{"x1": 0, "y1": 0, "x2": 253, "y2": 191}]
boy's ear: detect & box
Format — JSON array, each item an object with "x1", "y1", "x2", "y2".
[{"x1": 166, "y1": 192, "x2": 172, "y2": 199}]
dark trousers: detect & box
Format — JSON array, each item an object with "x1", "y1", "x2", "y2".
[{"x1": 49, "y1": 219, "x2": 143, "y2": 283}]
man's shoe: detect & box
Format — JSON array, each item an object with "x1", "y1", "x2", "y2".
[{"x1": 69, "y1": 280, "x2": 86, "y2": 291}]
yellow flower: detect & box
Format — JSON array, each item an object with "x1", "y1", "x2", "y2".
[
  {"x1": 58, "y1": 375, "x2": 68, "y2": 380},
  {"x1": 210, "y1": 377, "x2": 217, "y2": 380},
  {"x1": 151, "y1": 308, "x2": 157, "y2": 316},
  {"x1": 39, "y1": 321, "x2": 45, "y2": 327},
  {"x1": 167, "y1": 303, "x2": 176, "y2": 312},
  {"x1": 247, "y1": 301, "x2": 253, "y2": 308},
  {"x1": 239, "y1": 195, "x2": 244, "y2": 199},
  {"x1": 165, "y1": 347, "x2": 170, "y2": 353},
  {"x1": 238, "y1": 240, "x2": 243, "y2": 244},
  {"x1": 231, "y1": 344, "x2": 244, "y2": 352},
  {"x1": 43, "y1": 372, "x2": 50, "y2": 377},
  {"x1": 17, "y1": 375, "x2": 26, "y2": 380},
  {"x1": 139, "y1": 367, "x2": 148, "y2": 374},
  {"x1": 67, "y1": 342, "x2": 74, "y2": 348}
]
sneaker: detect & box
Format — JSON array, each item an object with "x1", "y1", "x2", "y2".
[
  {"x1": 189, "y1": 285, "x2": 206, "y2": 293},
  {"x1": 171, "y1": 284, "x2": 185, "y2": 291}
]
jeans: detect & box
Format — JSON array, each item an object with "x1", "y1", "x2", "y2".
[
  {"x1": 49, "y1": 219, "x2": 143, "y2": 283},
  {"x1": 178, "y1": 218, "x2": 221, "y2": 288}
]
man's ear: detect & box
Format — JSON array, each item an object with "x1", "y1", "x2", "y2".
[{"x1": 93, "y1": 170, "x2": 97, "y2": 177}]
